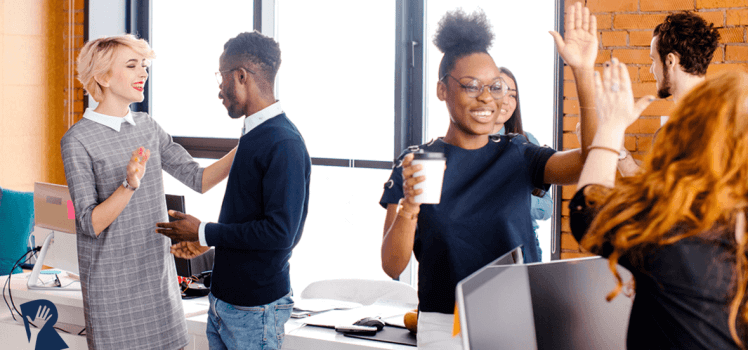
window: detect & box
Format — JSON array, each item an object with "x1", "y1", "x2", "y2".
[
  {"x1": 144, "y1": 1, "x2": 563, "y2": 293},
  {"x1": 276, "y1": 0, "x2": 397, "y2": 293}
]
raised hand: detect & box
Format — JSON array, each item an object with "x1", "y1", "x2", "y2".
[
  {"x1": 171, "y1": 241, "x2": 210, "y2": 259},
  {"x1": 126, "y1": 146, "x2": 150, "y2": 189},
  {"x1": 549, "y1": 2, "x2": 598, "y2": 70},
  {"x1": 594, "y1": 58, "x2": 655, "y2": 129}
]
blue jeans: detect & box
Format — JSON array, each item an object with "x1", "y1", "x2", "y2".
[{"x1": 206, "y1": 292, "x2": 294, "y2": 350}]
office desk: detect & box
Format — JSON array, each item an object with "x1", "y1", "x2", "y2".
[{"x1": 1, "y1": 273, "x2": 416, "y2": 349}]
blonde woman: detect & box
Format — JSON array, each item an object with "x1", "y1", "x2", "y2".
[{"x1": 61, "y1": 34, "x2": 235, "y2": 349}]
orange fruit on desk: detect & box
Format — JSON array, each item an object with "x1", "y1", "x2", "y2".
[{"x1": 404, "y1": 309, "x2": 418, "y2": 333}]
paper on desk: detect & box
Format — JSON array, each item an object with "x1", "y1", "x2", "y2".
[
  {"x1": 293, "y1": 298, "x2": 362, "y2": 312},
  {"x1": 302, "y1": 299, "x2": 416, "y2": 328},
  {"x1": 183, "y1": 298, "x2": 210, "y2": 318}
]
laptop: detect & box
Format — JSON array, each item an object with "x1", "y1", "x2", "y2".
[{"x1": 457, "y1": 255, "x2": 633, "y2": 350}]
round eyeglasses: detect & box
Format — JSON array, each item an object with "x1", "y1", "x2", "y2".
[{"x1": 442, "y1": 75, "x2": 509, "y2": 99}]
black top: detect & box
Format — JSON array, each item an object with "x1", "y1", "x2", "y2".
[
  {"x1": 380, "y1": 135, "x2": 555, "y2": 313},
  {"x1": 569, "y1": 185, "x2": 740, "y2": 350},
  {"x1": 205, "y1": 113, "x2": 311, "y2": 307}
]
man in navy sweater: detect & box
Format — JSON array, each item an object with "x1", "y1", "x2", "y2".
[{"x1": 156, "y1": 31, "x2": 311, "y2": 350}]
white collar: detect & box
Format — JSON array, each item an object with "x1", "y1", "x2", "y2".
[
  {"x1": 242, "y1": 101, "x2": 283, "y2": 136},
  {"x1": 82, "y1": 108, "x2": 136, "y2": 132}
]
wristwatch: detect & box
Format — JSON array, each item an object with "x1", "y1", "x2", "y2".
[
  {"x1": 618, "y1": 149, "x2": 629, "y2": 160},
  {"x1": 122, "y1": 178, "x2": 138, "y2": 191}
]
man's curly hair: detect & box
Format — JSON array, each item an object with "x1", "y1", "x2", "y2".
[
  {"x1": 653, "y1": 12, "x2": 720, "y2": 76},
  {"x1": 223, "y1": 31, "x2": 282, "y2": 86}
]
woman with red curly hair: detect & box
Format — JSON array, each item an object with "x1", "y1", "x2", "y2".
[{"x1": 571, "y1": 58, "x2": 748, "y2": 349}]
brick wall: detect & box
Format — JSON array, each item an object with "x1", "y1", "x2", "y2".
[
  {"x1": 64, "y1": 0, "x2": 86, "y2": 129},
  {"x1": 560, "y1": 1, "x2": 748, "y2": 259},
  {"x1": 0, "y1": 1, "x2": 70, "y2": 191}
]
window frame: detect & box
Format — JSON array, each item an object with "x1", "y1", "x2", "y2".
[{"x1": 127, "y1": 0, "x2": 566, "y2": 266}]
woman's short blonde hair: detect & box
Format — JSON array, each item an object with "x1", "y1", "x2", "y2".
[{"x1": 77, "y1": 34, "x2": 155, "y2": 102}]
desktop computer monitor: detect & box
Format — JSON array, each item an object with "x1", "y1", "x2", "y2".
[
  {"x1": 165, "y1": 194, "x2": 214, "y2": 278},
  {"x1": 28, "y1": 182, "x2": 79, "y2": 290}
]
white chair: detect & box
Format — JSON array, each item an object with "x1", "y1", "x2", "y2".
[{"x1": 300, "y1": 279, "x2": 418, "y2": 305}]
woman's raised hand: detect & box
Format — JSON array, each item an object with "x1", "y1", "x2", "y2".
[
  {"x1": 126, "y1": 146, "x2": 150, "y2": 189},
  {"x1": 594, "y1": 58, "x2": 655, "y2": 129},
  {"x1": 550, "y1": 2, "x2": 598, "y2": 70}
]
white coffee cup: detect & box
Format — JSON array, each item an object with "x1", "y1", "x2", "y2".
[{"x1": 411, "y1": 152, "x2": 447, "y2": 204}]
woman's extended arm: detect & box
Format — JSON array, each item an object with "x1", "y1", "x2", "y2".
[
  {"x1": 381, "y1": 153, "x2": 423, "y2": 279},
  {"x1": 545, "y1": 3, "x2": 599, "y2": 185},
  {"x1": 201, "y1": 146, "x2": 237, "y2": 193}
]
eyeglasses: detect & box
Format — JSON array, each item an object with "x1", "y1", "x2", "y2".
[
  {"x1": 215, "y1": 67, "x2": 256, "y2": 86},
  {"x1": 442, "y1": 74, "x2": 509, "y2": 99}
]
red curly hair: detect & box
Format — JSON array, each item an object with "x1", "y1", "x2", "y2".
[{"x1": 582, "y1": 70, "x2": 748, "y2": 347}]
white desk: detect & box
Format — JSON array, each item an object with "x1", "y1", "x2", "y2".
[{"x1": 1, "y1": 273, "x2": 416, "y2": 349}]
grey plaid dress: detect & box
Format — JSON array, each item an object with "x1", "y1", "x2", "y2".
[{"x1": 61, "y1": 111, "x2": 203, "y2": 350}]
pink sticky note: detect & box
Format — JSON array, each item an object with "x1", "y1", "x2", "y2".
[{"x1": 67, "y1": 200, "x2": 75, "y2": 220}]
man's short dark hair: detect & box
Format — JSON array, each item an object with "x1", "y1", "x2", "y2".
[
  {"x1": 223, "y1": 31, "x2": 281, "y2": 86},
  {"x1": 653, "y1": 12, "x2": 720, "y2": 76}
]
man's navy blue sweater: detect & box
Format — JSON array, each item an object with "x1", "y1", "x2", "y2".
[{"x1": 205, "y1": 113, "x2": 311, "y2": 307}]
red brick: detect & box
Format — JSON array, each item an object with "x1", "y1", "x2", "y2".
[
  {"x1": 596, "y1": 50, "x2": 613, "y2": 64},
  {"x1": 697, "y1": 0, "x2": 748, "y2": 9},
  {"x1": 612, "y1": 49, "x2": 652, "y2": 64},
  {"x1": 614, "y1": 14, "x2": 668, "y2": 30},
  {"x1": 707, "y1": 63, "x2": 748, "y2": 77},
  {"x1": 564, "y1": 100, "x2": 581, "y2": 115},
  {"x1": 726, "y1": 45, "x2": 748, "y2": 61},
  {"x1": 719, "y1": 27, "x2": 745, "y2": 43},
  {"x1": 587, "y1": 0, "x2": 637, "y2": 13},
  {"x1": 563, "y1": 132, "x2": 580, "y2": 149},
  {"x1": 561, "y1": 233, "x2": 580, "y2": 251},
  {"x1": 562, "y1": 185, "x2": 578, "y2": 200},
  {"x1": 642, "y1": 100, "x2": 675, "y2": 117},
  {"x1": 561, "y1": 252, "x2": 595, "y2": 259},
  {"x1": 564, "y1": 116, "x2": 580, "y2": 131},
  {"x1": 640, "y1": 67, "x2": 656, "y2": 82},
  {"x1": 631, "y1": 82, "x2": 657, "y2": 98},
  {"x1": 562, "y1": 217, "x2": 571, "y2": 232},
  {"x1": 562, "y1": 200, "x2": 570, "y2": 217},
  {"x1": 595, "y1": 14, "x2": 613, "y2": 30},
  {"x1": 564, "y1": 81, "x2": 578, "y2": 98},
  {"x1": 74, "y1": 101, "x2": 85, "y2": 113},
  {"x1": 63, "y1": 0, "x2": 85, "y2": 10},
  {"x1": 602, "y1": 31, "x2": 628, "y2": 47},
  {"x1": 564, "y1": 66, "x2": 575, "y2": 81},
  {"x1": 624, "y1": 136, "x2": 637, "y2": 151},
  {"x1": 638, "y1": 135, "x2": 655, "y2": 152},
  {"x1": 630, "y1": 31, "x2": 653, "y2": 47},
  {"x1": 727, "y1": 9, "x2": 748, "y2": 26},
  {"x1": 75, "y1": 11, "x2": 85, "y2": 24},
  {"x1": 713, "y1": 47, "x2": 725, "y2": 63},
  {"x1": 641, "y1": 0, "x2": 695, "y2": 11},
  {"x1": 698, "y1": 11, "x2": 726, "y2": 27}
]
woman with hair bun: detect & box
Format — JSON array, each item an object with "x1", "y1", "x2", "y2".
[{"x1": 380, "y1": 3, "x2": 600, "y2": 347}]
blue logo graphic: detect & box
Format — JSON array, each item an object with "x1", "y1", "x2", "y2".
[{"x1": 20, "y1": 299, "x2": 68, "y2": 350}]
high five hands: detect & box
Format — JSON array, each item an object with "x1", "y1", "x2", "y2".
[
  {"x1": 594, "y1": 58, "x2": 655, "y2": 129},
  {"x1": 127, "y1": 146, "x2": 150, "y2": 189},
  {"x1": 549, "y1": 2, "x2": 598, "y2": 70}
]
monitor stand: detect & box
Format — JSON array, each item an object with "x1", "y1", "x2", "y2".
[{"x1": 27, "y1": 231, "x2": 81, "y2": 291}]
